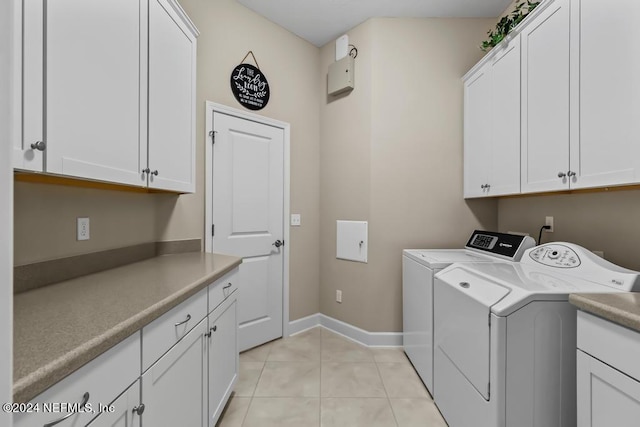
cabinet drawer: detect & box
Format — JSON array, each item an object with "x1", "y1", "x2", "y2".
[
  {"x1": 142, "y1": 287, "x2": 207, "y2": 371},
  {"x1": 577, "y1": 311, "x2": 640, "y2": 381},
  {"x1": 208, "y1": 268, "x2": 239, "y2": 313},
  {"x1": 14, "y1": 332, "x2": 140, "y2": 427}
]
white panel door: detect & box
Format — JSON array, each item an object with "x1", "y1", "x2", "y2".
[
  {"x1": 577, "y1": 350, "x2": 640, "y2": 427},
  {"x1": 521, "y1": 0, "x2": 571, "y2": 193},
  {"x1": 463, "y1": 64, "x2": 491, "y2": 198},
  {"x1": 142, "y1": 319, "x2": 207, "y2": 427},
  {"x1": 213, "y1": 112, "x2": 284, "y2": 352},
  {"x1": 147, "y1": 0, "x2": 196, "y2": 193},
  {"x1": 569, "y1": 0, "x2": 640, "y2": 189},
  {"x1": 45, "y1": 0, "x2": 145, "y2": 186},
  {"x1": 489, "y1": 35, "x2": 521, "y2": 196}
]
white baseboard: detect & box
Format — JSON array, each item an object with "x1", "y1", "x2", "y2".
[{"x1": 288, "y1": 313, "x2": 402, "y2": 348}]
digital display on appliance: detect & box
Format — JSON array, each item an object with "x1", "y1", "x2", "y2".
[{"x1": 471, "y1": 234, "x2": 497, "y2": 250}]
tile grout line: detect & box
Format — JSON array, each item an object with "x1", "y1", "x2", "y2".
[{"x1": 373, "y1": 355, "x2": 401, "y2": 427}]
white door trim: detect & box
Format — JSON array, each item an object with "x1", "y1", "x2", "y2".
[{"x1": 205, "y1": 101, "x2": 291, "y2": 339}]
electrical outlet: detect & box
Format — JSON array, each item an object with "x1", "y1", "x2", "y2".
[
  {"x1": 545, "y1": 216, "x2": 554, "y2": 233},
  {"x1": 336, "y1": 290, "x2": 342, "y2": 303},
  {"x1": 77, "y1": 217, "x2": 90, "y2": 241},
  {"x1": 291, "y1": 214, "x2": 301, "y2": 226}
]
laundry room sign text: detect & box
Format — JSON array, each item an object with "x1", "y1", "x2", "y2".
[{"x1": 230, "y1": 62, "x2": 270, "y2": 111}]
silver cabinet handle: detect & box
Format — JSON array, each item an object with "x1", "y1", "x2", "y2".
[
  {"x1": 30, "y1": 141, "x2": 46, "y2": 151},
  {"x1": 151, "y1": 170, "x2": 159, "y2": 176},
  {"x1": 558, "y1": 172, "x2": 567, "y2": 178},
  {"x1": 211, "y1": 325, "x2": 217, "y2": 332},
  {"x1": 567, "y1": 171, "x2": 576, "y2": 177},
  {"x1": 223, "y1": 283, "x2": 232, "y2": 290},
  {"x1": 43, "y1": 392, "x2": 89, "y2": 427},
  {"x1": 480, "y1": 184, "x2": 486, "y2": 189},
  {"x1": 174, "y1": 314, "x2": 191, "y2": 327},
  {"x1": 132, "y1": 404, "x2": 145, "y2": 416},
  {"x1": 142, "y1": 168, "x2": 150, "y2": 174}
]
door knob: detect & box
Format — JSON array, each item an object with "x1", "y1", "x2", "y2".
[
  {"x1": 30, "y1": 141, "x2": 46, "y2": 151},
  {"x1": 272, "y1": 239, "x2": 284, "y2": 248}
]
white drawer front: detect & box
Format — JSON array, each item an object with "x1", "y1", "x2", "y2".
[
  {"x1": 14, "y1": 332, "x2": 140, "y2": 427},
  {"x1": 208, "y1": 269, "x2": 238, "y2": 313},
  {"x1": 577, "y1": 311, "x2": 640, "y2": 381},
  {"x1": 142, "y1": 287, "x2": 207, "y2": 371}
]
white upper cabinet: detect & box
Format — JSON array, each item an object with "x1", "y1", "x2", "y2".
[
  {"x1": 488, "y1": 36, "x2": 521, "y2": 196},
  {"x1": 46, "y1": 0, "x2": 145, "y2": 186},
  {"x1": 463, "y1": 64, "x2": 492, "y2": 198},
  {"x1": 569, "y1": 0, "x2": 640, "y2": 189},
  {"x1": 463, "y1": 35, "x2": 520, "y2": 198},
  {"x1": 520, "y1": 0, "x2": 571, "y2": 193},
  {"x1": 15, "y1": 0, "x2": 197, "y2": 193},
  {"x1": 147, "y1": 0, "x2": 197, "y2": 193}
]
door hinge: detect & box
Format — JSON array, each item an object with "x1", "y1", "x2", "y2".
[
  {"x1": 211, "y1": 224, "x2": 215, "y2": 236},
  {"x1": 209, "y1": 130, "x2": 217, "y2": 144}
]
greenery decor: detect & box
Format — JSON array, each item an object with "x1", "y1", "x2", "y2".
[{"x1": 481, "y1": 0, "x2": 541, "y2": 52}]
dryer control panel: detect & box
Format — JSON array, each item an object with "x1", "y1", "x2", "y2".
[
  {"x1": 528, "y1": 244, "x2": 580, "y2": 268},
  {"x1": 523, "y1": 242, "x2": 640, "y2": 291},
  {"x1": 465, "y1": 230, "x2": 536, "y2": 261}
]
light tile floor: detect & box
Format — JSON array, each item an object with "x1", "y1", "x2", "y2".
[{"x1": 216, "y1": 327, "x2": 448, "y2": 427}]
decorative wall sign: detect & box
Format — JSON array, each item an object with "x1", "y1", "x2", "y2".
[{"x1": 230, "y1": 51, "x2": 270, "y2": 111}]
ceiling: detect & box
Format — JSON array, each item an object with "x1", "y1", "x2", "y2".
[{"x1": 235, "y1": 0, "x2": 512, "y2": 47}]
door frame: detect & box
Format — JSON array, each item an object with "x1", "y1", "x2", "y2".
[{"x1": 204, "y1": 101, "x2": 291, "y2": 339}]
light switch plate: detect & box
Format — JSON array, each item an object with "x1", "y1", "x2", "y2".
[{"x1": 291, "y1": 214, "x2": 301, "y2": 226}]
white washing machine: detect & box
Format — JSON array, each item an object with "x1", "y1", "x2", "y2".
[
  {"x1": 402, "y1": 230, "x2": 535, "y2": 394},
  {"x1": 433, "y1": 242, "x2": 640, "y2": 427}
]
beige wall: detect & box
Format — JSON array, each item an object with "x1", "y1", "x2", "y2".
[
  {"x1": 14, "y1": 183, "x2": 160, "y2": 265},
  {"x1": 319, "y1": 17, "x2": 498, "y2": 333},
  {"x1": 14, "y1": 0, "x2": 322, "y2": 321},
  {"x1": 498, "y1": 190, "x2": 640, "y2": 271}
]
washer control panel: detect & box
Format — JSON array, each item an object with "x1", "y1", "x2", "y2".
[{"x1": 528, "y1": 244, "x2": 580, "y2": 268}]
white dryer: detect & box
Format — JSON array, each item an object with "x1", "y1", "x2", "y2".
[
  {"x1": 402, "y1": 230, "x2": 535, "y2": 394},
  {"x1": 433, "y1": 242, "x2": 640, "y2": 427}
]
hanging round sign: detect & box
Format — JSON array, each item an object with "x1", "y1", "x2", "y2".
[{"x1": 230, "y1": 63, "x2": 270, "y2": 111}]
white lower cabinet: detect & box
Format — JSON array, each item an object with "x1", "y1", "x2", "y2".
[
  {"x1": 15, "y1": 268, "x2": 239, "y2": 427},
  {"x1": 142, "y1": 318, "x2": 208, "y2": 427},
  {"x1": 208, "y1": 294, "x2": 239, "y2": 426},
  {"x1": 14, "y1": 333, "x2": 141, "y2": 427},
  {"x1": 87, "y1": 381, "x2": 141, "y2": 427},
  {"x1": 576, "y1": 311, "x2": 640, "y2": 427}
]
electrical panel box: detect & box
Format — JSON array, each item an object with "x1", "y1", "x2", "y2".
[{"x1": 328, "y1": 56, "x2": 355, "y2": 96}]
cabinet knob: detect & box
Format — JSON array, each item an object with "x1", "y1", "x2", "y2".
[
  {"x1": 30, "y1": 141, "x2": 46, "y2": 151},
  {"x1": 151, "y1": 170, "x2": 159, "y2": 176},
  {"x1": 142, "y1": 168, "x2": 150, "y2": 174},
  {"x1": 132, "y1": 404, "x2": 145, "y2": 416},
  {"x1": 480, "y1": 184, "x2": 486, "y2": 189},
  {"x1": 211, "y1": 325, "x2": 217, "y2": 332},
  {"x1": 558, "y1": 172, "x2": 567, "y2": 178},
  {"x1": 567, "y1": 171, "x2": 576, "y2": 177}
]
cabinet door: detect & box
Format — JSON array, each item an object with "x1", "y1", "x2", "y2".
[
  {"x1": 14, "y1": 0, "x2": 44, "y2": 171},
  {"x1": 44, "y1": 0, "x2": 146, "y2": 186},
  {"x1": 88, "y1": 381, "x2": 141, "y2": 427},
  {"x1": 207, "y1": 295, "x2": 238, "y2": 426},
  {"x1": 147, "y1": 0, "x2": 197, "y2": 193},
  {"x1": 142, "y1": 318, "x2": 207, "y2": 427},
  {"x1": 577, "y1": 350, "x2": 640, "y2": 427},
  {"x1": 521, "y1": 0, "x2": 571, "y2": 193},
  {"x1": 569, "y1": 0, "x2": 640, "y2": 189},
  {"x1": 488, "y1": 35, "x2": 521, "y2": 197},
  {"x1": 463, "y1": 64, "x2": 491, "y2": 198}
]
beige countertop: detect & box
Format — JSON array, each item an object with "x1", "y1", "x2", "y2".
[
  {"x1": 13, "y1": 252, "x2": 242, "y2": 403},
  {"x1": 569, "y1": 292, "x2": 640, "y2": 333}
]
